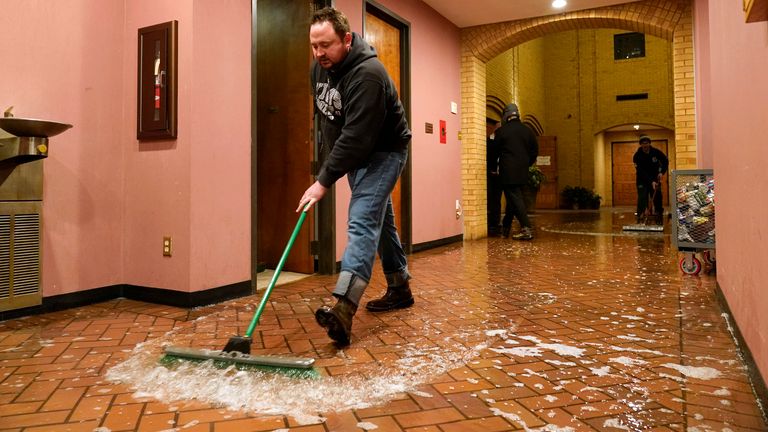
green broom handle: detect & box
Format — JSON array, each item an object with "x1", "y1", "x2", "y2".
[{"x1": 245, "y1": 205, "x2": 310, "y2": 338}]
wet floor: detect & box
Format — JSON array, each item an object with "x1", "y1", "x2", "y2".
[{"x1": 1, "y1": 209, "x2": 765, "y2": 431}]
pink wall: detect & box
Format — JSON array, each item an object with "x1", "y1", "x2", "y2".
[
  {"x1": 1, "y1": 0, "x2": 251, "y2": 297},
  {"x1": 0, "y1": 1, "x2": 125, "y2": 296},
  {"x1": 332, "y1": 0, "x2": 463, "y2": 256},
  {"x1": 123, "y1": 1, "x2": 194, "y2": 291},
  {"x1": 123, "y1": 0, "x2": 250, "y2": 292},
  {"x1": 189, "y1": 1, "x2": 251, "y2": 291},
  {"x1": 693, "y1": 0, "x2": 768, "y2": 384}
]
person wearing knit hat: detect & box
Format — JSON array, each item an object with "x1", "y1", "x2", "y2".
[
  {"x1": 495, "y1": 103, "x2": 538, "y2": 240},
  {"x1": 633, "y1": 135, "x2": 669, "y2": 224}
]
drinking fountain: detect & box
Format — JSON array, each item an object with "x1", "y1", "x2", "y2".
[
  {"x1": 0, "y1": 107, "x2": 72, "y2": 313},
  {"x1": 0, "y1": 109, "x2": 72, "y2": 163}
]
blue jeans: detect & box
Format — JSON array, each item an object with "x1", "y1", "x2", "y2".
[{"x1": 333, "y1": 150, "x2": 410, "y2": 305}]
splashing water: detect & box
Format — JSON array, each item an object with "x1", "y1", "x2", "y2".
[{"x1": 106, "y1": 318, "x2": 491, "y2": 424}]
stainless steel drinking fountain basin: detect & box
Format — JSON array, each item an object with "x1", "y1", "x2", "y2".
[{"x1": 0, "y1": 117, "x2": 72, "y2": 138}]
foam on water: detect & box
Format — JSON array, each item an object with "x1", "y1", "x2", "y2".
[
  {"x1": 661, "y1": 363, "x2": 722, "y2": 380},
  {"x1": 106, "y1": 318, "x2": 490, "y2": 424}
]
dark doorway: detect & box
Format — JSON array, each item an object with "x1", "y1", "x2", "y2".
[{"x1": 253, "y1": 0, "x2": 329, "y2": 281}]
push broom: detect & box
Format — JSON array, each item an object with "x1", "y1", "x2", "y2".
[
  {"x1": 622, "y1": 183, "x2": 663, "y2": 232},
  {"x1": 162, "y1": 206, "x2": 317, "y2": 377}
]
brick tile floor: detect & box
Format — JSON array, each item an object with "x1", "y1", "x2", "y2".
[{"x1": 1, "y1": 210, "x2": 766, "y2": 431}]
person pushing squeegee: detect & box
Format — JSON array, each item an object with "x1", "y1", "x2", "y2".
[{"x1": 623, "y1": 135, "x2": 668, "y2": 232}]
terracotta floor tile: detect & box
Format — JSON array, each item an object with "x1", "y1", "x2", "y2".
[
  {"x1": 70, "y1": 395, "x2": 113, "y2": 421},
  {"x1": 23, "y1": 420, "x2": 101, "y2": 432},
  {"x1": 439, "y1": 415, "x2": 515, "y2": 432},
  {"x1": 487, "y1": 399, "x2": 545, "y2": 429},
  {"x1": 15, "y1": 378, "x2": 61, "y2": 402},
  {"x1": 357, "y1": 398, "x2": 421, "y2": 418},
  {"x1": 40, "y1": 386, "x2": 87, "y2": 411},
  {"x1": 100, "y1": 403, "x2": 144, "y2": 431},
  {"x1": 537, "y1": 407, "x2": 598, "y2": 431},
  {"x1": 177, "y1": 408, "x2": 247, "y2": 424},
  {"x1": 0, "y1": 400, "x2": 42, "y2": 416},
  {"x1": 395, "y1": 407, "x2": 465, "y2": 428},
  {"x1": 213, "y1": 417, "x2": 285, "y2": 432},
  {"x1": 0, "y1": 211, "x2": 765, "y2": 432},
  {"x1": 136, "y1": 412, "x2": 176, "y2": 431},
  {"x1": 0, "y1": 410, "x2": 69, "y2": 428}
]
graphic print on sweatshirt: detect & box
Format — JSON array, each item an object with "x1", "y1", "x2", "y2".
[{"x1": 316, "y1": 81, "x2": 342, "y2": 121}]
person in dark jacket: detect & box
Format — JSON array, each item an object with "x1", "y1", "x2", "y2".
[
  {"x1": 487, "y1": 121, "x2": 502, "y2": 236},
  {"x1": 495, "y1": 103, "x2": 538, "y2": 240},
  {"x1": 296, "y1": 7, "x2": 412, "y2": 346},
  {"x1": 633, "y1": 135, "x2": 668, "y2": 224}
]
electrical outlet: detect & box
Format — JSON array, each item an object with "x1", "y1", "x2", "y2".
[{"x1": 163, "y1": 236, "x2": 172, "y2": 257}]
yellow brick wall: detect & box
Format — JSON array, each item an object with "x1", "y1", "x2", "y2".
[
  {"x1": 540, "y1": 29, "x2": 674, "y2": 191},
  {"x1": 461, "y1": 0, "x2": 693, "y2": 237},
  {"x1": 486, "y1": 50, "x2": 514, "y2": 120},
  {"x1": 461, "y1": 45, "x2": 487, "y2": 240},
  {"x1": 516, "y1": 38, "x2": 546, "y2": 130},
  {"x1": 672, "y1": 7, "x2": 697, "y2": 169},
  {"x1": 594, "y1": 29, "x2": 674, "y2": 132},
  {"x1": 541, "y1": 31, "x2": 583, "y2": 190}
]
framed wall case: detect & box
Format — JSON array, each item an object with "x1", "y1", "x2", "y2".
[{"x1": 137, "y1": 21, "x2": 178, "y2": 140}]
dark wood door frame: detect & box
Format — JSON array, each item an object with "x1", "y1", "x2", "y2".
[
  {"x1": 363, "y1": 0, "x2": 413, "y2": 254},
  {"x1": 251, "y1": 0, "x2": 332, "y2": 287}
]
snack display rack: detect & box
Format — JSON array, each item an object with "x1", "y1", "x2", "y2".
[{"x1": 670, "y1": 169, "x2": 715, "y2": 275}]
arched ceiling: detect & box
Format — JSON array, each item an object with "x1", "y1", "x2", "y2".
[{"x1": 422, "y1": 0, "x2": 642, "y2": 28}]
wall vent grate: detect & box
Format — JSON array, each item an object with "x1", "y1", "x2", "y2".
[
  {"x1": 0, "y1": 215, "x2": 10, "y2": 300},
  {"x1": 12, "y1": 214, "x2": 40, "y2": 297},
  {"x1": 0, "y1": 204, "x2": 41, "y2": 311}
]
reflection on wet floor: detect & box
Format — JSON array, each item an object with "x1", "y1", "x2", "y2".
[{"x1": 1, "y1": 209, "x2": 765, "y2": 431}]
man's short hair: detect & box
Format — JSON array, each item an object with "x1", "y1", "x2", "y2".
[
  {"x1": 311, "y1": 7, "x2": 350, "y2": 41},
  {"x1": 639, "y1": 135, "x2": 651, "y2": 144}
]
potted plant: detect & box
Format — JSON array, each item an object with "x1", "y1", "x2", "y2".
[
  {"x1": 523, "y1": 166, "x2": 546, "y2": 212},
  {"x1": 561, "y1": 186, "x2": 602, "y2": 209}
]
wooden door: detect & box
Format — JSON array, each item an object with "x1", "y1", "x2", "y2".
[
  {"x1": 364, "y1": 11, "x2": 404, "y2": 229},
  {"x1": 612, "y1": 140, "x2": 669, "y2": 207},
  {"x1": 535, "y1": 136, "x2": 558, "y2": 209},
  {"x1": 256, "y1": 0, "x2": 314, "y2": 273}
]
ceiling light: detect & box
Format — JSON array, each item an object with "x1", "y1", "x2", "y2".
[
  {"x1": 552, "y1": 0, "x2": 567, "y2": 8},
  {"x1": 633, "y1": 124, "x2": 640, "y2": 130}
]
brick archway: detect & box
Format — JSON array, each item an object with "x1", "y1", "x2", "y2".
[{"x1": 460, "y1": 0, "x2": 695, "y2": 239}]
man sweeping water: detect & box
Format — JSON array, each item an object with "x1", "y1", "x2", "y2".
[
  {"x1": 296, "y1": 7, "x2": 413, "y2": 346},
  {"x1": 633, "y1": 135, "x2": 669, "y2": 225}
]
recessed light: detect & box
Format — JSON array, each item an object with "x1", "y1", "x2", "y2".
[
  {"x1": 552, "y1": 0, "x2": 567, "y2": 8},
  {"x1": 633, "y1": 124, "x2": 640, "y2": 130}
]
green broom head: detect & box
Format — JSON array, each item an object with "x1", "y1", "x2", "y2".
[{"x1": 160, "y1": 347, "x2": 320, "y2": 380}]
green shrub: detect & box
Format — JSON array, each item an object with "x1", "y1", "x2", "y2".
[
  {"x1": 561, "y1": 186, "x2": 602, "y2": 209},
  {"x1": 528, "y1": 166, "x2": 546, "y2": 189}
]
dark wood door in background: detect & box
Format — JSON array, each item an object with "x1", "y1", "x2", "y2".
[
  {"x1": 612, "y1": 140, "x2": 669, "y2": 207},
  {"x1": 256, "y1": 0, "x2": 314, "y2": 273},
  {"x1": 535, "y1": 136, "x2": 558, "y2": 209},
  {"x1": 364, "y1": 11, "x2": 403, "y2": 227}
]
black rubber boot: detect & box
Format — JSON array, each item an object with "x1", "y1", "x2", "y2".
[
  {"x1": 365, "y1": 282, "x2": 414, "y2": 312},
  {"x1": 315, "y1": 296, "x2": 357, "y2": 346}
]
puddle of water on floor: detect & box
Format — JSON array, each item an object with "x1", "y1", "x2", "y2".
[{"x1": 106, "y1": 312, "x2": 493, "y2": 425}]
